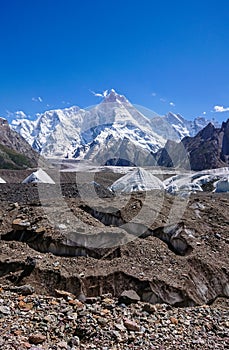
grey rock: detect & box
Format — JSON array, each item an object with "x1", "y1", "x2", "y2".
[
  {"x1": 57, "y1": 341, "x2": 68, "y2": 349},
  {"x1": 68, "y1": 337, "x2": 80, "y2": 347},
  {"x1": 0, "y1": 305, "x2": 11, "y2": 315},
  {"x1": 114, "y1": 323, "x2": 127, "y2": 332},
  {"x1": 118, "y1": 290, "x2": 141, "y2": 305},
  {"x1": 11, "y1": 284, "x2": 35, "y2": 295}
]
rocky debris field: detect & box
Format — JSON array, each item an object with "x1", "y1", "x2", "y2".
[
  {"x1": 0, "y1": 287, "x2": 229, "y2": 350},
  {"x1": 0, "y1": 171, "x2": 229, "y2": 349}
]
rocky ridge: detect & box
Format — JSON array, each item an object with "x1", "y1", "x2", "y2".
[
  {"x1": 0, "y1": 118, "x2": 44, "y2": 169},
  {"x1": 157, "y1": 119, "x2": 229, "y2": 170}
]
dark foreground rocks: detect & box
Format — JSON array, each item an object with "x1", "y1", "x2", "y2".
[{"x1": 0, "y1": 287, "x2": 228, "y2": 350}]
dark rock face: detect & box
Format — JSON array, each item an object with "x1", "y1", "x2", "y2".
[
  {"x1": 221, "y1": 119, "x2": 229, "y2": 163},
  {"x1": 156, "y1": 140, "x2": 190, "y2": 169},
  {"x1": 104, "y1": 158, "x2": 136, "y2": 166},
  {"x1": 0, "y1": 117, "x2": 41, "y2": 169},
  {"x1": 182, "y1": 123, "x2": 224, "y2": 171},
  {"x1": 157, "y1": 120, "x2": 229, "y2": 170}
]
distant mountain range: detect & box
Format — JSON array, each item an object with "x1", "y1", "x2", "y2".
[
  {"x1": 0, "y1": 118, "x2": 40, "y2": 169},
  {"x1": 10, "y1": 89, "x2": 220, "y2": 167}
]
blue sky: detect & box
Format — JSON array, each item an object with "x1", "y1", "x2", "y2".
[{"x1": 1, "y1": 0, "x2": 229, "y2": 122}]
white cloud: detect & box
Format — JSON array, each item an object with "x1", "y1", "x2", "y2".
[
  {"x1": 151, "y1": 92, "x2": 157, "y2": 97},
  {"x1": 202, "y1": 111, "x2": 206, "y2": 115},
  {"x1": 213, "y1": 105, "x2": 229, "y2": 113},
  {"x1": 32, "y1": 96, "x2": 43, "y2": 103},
  {"x1": 160, "y1": 98, "x2": 166, "y2": 103},
  {"x1": 90, "y1": 89, "x2": 108, "y2": 98},
  {"x1": 169, "y1": 101, "x2": 175, "y2": 107}
]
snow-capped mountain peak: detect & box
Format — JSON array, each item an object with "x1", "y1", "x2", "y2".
[{"x1": 102, "y1": 89, "x2": 130, "y2": 105}]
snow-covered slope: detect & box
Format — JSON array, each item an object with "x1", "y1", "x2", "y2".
[{"x1": 12, "y1": 106, "x2": 83, "y2": 157}]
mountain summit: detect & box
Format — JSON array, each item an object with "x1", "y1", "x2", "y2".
[{"x1": 102, "y1": 89, "x2": 130, "y2": 104}]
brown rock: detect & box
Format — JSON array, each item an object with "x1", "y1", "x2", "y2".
[
  {"x1": 142, "y1": 303, "x2": 157, "y2": 314},
  {"x1": 68, "y1": 299, "x2": 84, "y2": 309},
  {"x1": 29, "y1": 333, "x2": 46, "y2": 344},
  {"x1": 103, "y1": 297, "x2": 113, "y2": 305},
  {"x1": 55, "y1": 289, "x2": 75, "y2": 299},
  {"x1": 14, "y1": 330, "x2": 22, "y2": 336},
  {"x1": 35, "y1": 227, "x2": 46, "y2": 234},
  {"x1": 170, "y1": 317, "x2": 179, "y2": 325},
  {"x1": 123, "y1": 318, "x2": 140, "y2": 332},
  {"x1": 12, "y1": 218, "x2": 30, "y2": 230},
  {"x1": 18, "y1": 300, "x2": 33, "y2": 310}
]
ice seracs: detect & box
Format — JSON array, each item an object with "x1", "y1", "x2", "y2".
[
  {"x1": 164, "y1": 167, "x2": 229, "y2": 194},
  {"x1": 109, "y1": 167, "x2": 165, "y2": 193},
  {"x1": 0, "y1": 176, "x2": 6, "y2": 183},
  {"x1": 22, "y1": 168, "x2": 55, "y2": 184},
  {"x1": 214, "y1": 176, "x2": 229, "y2": 193}
]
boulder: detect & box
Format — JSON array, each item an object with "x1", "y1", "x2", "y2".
[{"x1": 118, "y1": 290, "x2": 140, "y2": 305}]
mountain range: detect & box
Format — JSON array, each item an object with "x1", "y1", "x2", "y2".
[{"x1": 11, "y1": 89, "x2": 220, "y2": 167}]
